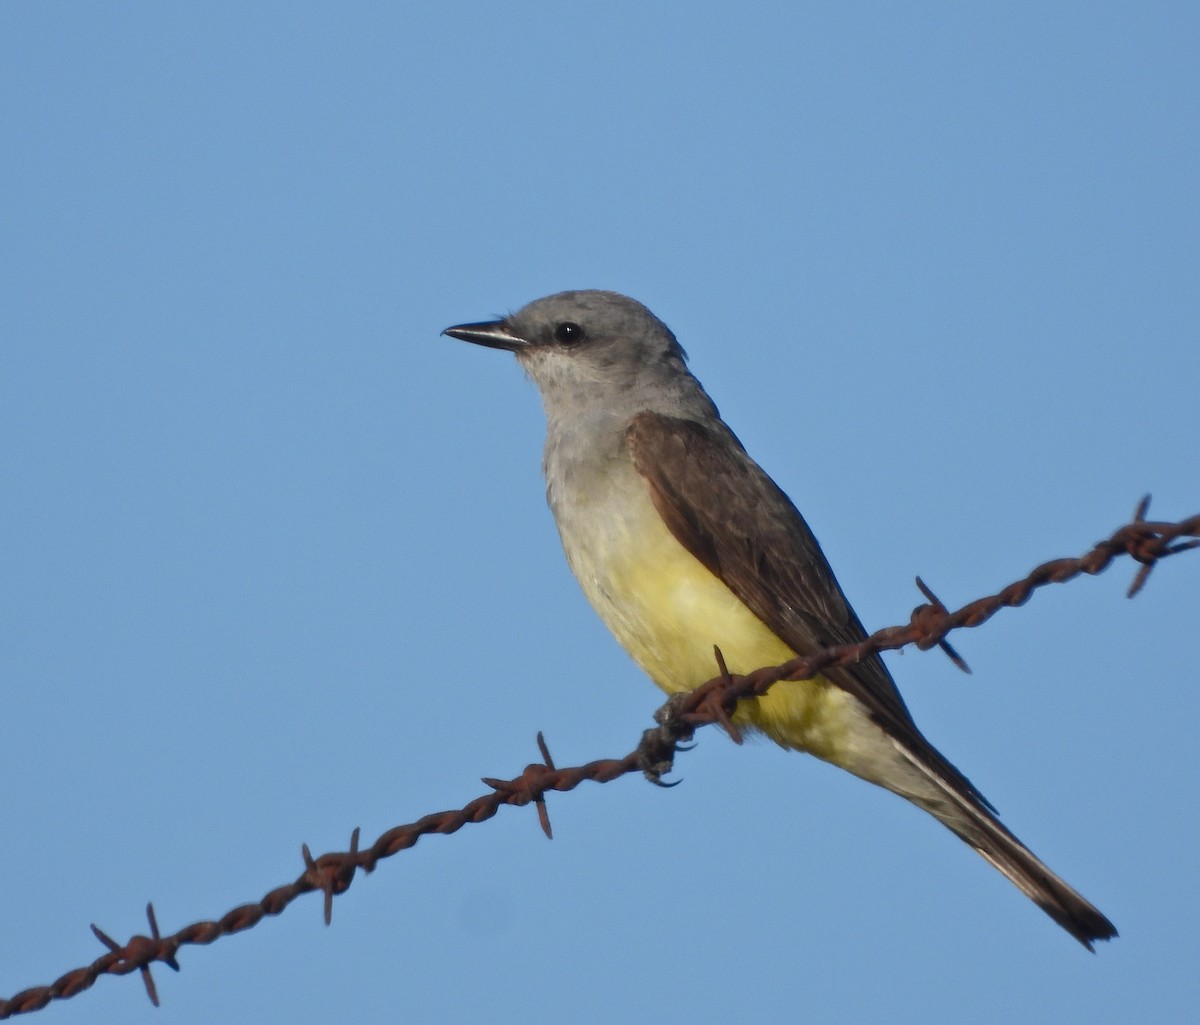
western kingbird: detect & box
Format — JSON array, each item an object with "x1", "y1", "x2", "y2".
[{"x1": 444, "y1": 290, "x2": 1116, "y2": 949}]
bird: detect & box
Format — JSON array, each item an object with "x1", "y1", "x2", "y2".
[{"x1": 443, "y1": 289, "x2": 1116, "y2": 949}]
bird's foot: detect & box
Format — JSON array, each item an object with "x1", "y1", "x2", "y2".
[{"x1": 637, "y1": 693, "x2": 696, "y2": 786}]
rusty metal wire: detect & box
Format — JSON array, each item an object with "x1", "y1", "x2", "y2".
[
  {"x1": 2, "y1": 498, "x2": 1195, "y2": 1019},
  {"x1": 642, "y1": 497, "x2": 1200, "y2": 766}
]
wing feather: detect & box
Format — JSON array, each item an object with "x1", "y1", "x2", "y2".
[{"x1": 625, "y1": 410, "x2": 992, "y2": 811}]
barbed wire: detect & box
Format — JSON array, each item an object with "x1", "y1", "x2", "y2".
[{"x1": 2, "y1": 497, "x2": 1196, "y2": 1019}]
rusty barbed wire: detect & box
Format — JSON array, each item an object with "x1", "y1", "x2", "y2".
[
  {"x1": 2, "y1": 498, "x2": 1195, "y2": 1019},
  {"x1": 642, "y1": 497, "x2": 1200, "y2": 766}
]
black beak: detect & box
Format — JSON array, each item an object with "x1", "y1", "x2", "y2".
[{"x1": 442, "y1": 319, "x2": 530, "y2": 352}]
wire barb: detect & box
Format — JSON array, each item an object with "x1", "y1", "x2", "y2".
[
  {"x1": 715, "y1": 645, "x2": 747, "y2": 741},
  {"x1": 87, "y1": 902, "x2": 179, "y2": 1009},
  {"x1": 481, "y1": 734, "x2": 560, "y2": 838},
  {"x1": 914, "y1": 577, "x2": 972, "y2": 673},
  {"x1": 303, "y1": 827, "x2": 361, "y2": 926}
]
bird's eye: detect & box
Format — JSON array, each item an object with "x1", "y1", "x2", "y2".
[{"x1": 554, "y1": 322, "x2": 584, "y2": 344}]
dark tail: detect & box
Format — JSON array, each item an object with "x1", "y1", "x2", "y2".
[{"x1": 894, "y1": 742, "x2": 1117, "y2": 949}]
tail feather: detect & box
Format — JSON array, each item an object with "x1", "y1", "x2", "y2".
[{"x1": 891, "y1": 739, "x2": 1117, "y2": 950}]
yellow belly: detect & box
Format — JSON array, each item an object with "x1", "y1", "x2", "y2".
[{"x1": 561, "y1": 481, "x2": 857, "y2": 763}]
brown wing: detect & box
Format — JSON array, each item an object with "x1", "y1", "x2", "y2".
[{"x1": 625, "y1": 410, "x2": 992, "y2": 811}]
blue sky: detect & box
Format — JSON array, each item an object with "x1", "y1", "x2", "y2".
[{"x1": 3, "y1": 3, "x2": 1197, "y2": 1022}]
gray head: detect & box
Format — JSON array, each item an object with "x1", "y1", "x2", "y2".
[{"x1": 443, "y1": 290, "x2": 717, "y2": 423}]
